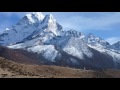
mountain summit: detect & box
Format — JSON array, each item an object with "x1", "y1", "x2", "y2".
[
  {"x1": 0, "y1": 12, "x2": 120, "y2": 70},
  {"x1": 18, "y1": 12, "x2": 44, "y2": 25}
]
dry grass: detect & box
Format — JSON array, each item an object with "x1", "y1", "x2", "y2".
[{"x1": 0, "y1": 57, "x2": 120, "y2": 78}]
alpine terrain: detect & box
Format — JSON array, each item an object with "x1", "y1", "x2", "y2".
[{"x1": 0, "y1": 12, "x2": 120, "y2": 71}]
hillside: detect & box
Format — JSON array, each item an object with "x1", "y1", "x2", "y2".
[
  {"x1": 0, "y1": 46, "x2": 42, "y2": 65},
  {"x1": 0, "y1": 57, "x2": 120, "y2": 78}
]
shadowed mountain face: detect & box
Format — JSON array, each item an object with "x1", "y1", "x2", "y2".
[
  {"x1": 0, "y1": 12, "x2": 120, "y2": 70},
  {"x1": 0, "y1": 46, "x2": 42, "y2": 65},
  {"x1": 0, "y1": 45, "x2": 116, "y2": 70}
]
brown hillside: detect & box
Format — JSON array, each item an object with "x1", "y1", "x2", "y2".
[
  {"x1": 0, "y1": 57, "x2": 120, "y2": 78},
  {"x1": 0, "y1": 46, "x2": 42, "y2": 65}
]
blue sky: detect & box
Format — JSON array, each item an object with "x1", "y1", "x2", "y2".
[{"x1": 0, "y1": 12, "x2": 120, "y2": 44}]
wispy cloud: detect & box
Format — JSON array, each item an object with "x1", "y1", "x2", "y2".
[
  {"x1": 60, "y1": 12, "x2": 120, "y2": 31},
  {"x1": 106, "y1": 37, "x2": 120, "y2": 44}
]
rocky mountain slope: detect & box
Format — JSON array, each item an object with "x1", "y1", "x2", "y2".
[{"x1": 0, "y1": 46, "x2": 42, "y2": 65}]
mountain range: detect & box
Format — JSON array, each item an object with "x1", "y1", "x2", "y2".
[{"x1": 0, "y1": 12, "x2": 120, "y2": 70}]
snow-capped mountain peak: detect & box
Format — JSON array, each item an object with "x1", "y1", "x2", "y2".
[
  {"x1": 114, "y1": 41, "x2": 120, "y2": 45},
  {"x1": 86, "y1": 33, "x2": 110, "y2": 47},
  {"x1": 24, "y1": 12, "x2": 44, "y2": 24},
  {"x1": 38, "y1": 14, "x2": 62, "y2": 36},
  {"x1": 16, "y1": 12, "x2": 44, "y2": 26},
  {"x1": 87, "y1": 33, "x2": 97, "y2": 39},
  {"x1": 0, "y1": 12, "x2": 45, "y2": 46},
  {"x1": 42, "y1": 14, "x2": 56, "y2": 24},
  {"x1": 31, "y1": 12, "x2": 44, "y2": 22},
  {"x1": 64, "y1": 29, "x2": 85, "y2": 38},
  {"x1": 110, "y1": 41, "x2": 120, "y2": 50}
]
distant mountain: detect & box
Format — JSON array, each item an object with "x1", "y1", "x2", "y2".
[
  {"x1": 1, "y1": 12, "x2": 120, "y2": 70},
  {"x1": 85, "y1": 33, "x2": 110, "y2": 47},
  {"x1": 109, "y1": 41, "x2": 120, "y2": 51},
  {"x1": 0, "y1": 12, "x2": 44, "y2": 46}
]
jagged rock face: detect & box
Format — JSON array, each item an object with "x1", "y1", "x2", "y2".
[
  {"x1": 110, "y1": 41, "x2": 120, "y2": 50},
  {"x1": 85, "y1": 33, "x2": 110, "y2": 47},
  {"x1": 64, "y1": 29, "x2": 85, "y2": 38},
  {"x1": 0, "y1": 12, "x2": 120, "y2": 70},
  {"x1": 0, "y1": 12, "x2": 44, "y2": 46},
  {"x1": 21, "y1": 14, "x2": 63, "y2": 44},
  {"x1": 0, "y1": 46, "x2": 42, "y2": 65}
]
